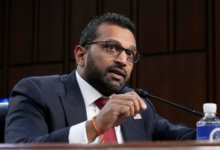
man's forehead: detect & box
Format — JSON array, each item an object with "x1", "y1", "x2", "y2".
[{"x1": 95, "y1": 23, "x2": 136, "y2": 47}]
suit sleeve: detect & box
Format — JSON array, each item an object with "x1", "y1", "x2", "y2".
[
  {"x1": 5, "y1": 78, "x2": 70, "y2": 143},
  {"x1": 152, "y1": 114, "x2": 196, "y2": 140},
  {"x1": 144, "y1": 98, "x2": 196, "y2": 141}
]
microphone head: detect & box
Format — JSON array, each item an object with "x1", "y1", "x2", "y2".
[{"x1": 135, "y1": 89, "x2": 151, "y2": 98}]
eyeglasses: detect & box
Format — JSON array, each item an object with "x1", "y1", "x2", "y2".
[{"x1": 82, "y1": 41, "x2": 142, "y2": 63}]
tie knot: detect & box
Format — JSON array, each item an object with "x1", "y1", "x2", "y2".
[{"x1": 94, "y1": 98, "x2": 109, "y2": 109}]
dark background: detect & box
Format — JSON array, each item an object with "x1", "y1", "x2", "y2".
[{"x1": 1, "y1": 0, "x2": 220, "y2": 128}]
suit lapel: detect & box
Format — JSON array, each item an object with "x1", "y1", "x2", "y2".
[
  {"x1": 59, "y1": 71, "x2": 146, "y2": 141},
  {"x1": 121, "y1": 116, "x2": 146, "y2": 142},
  {"x1": 60, "y1": 70, "x2": 87, "y2": 126},
  {"x1": 118, "y1": 87, "x2": 147, "y2": 142}
]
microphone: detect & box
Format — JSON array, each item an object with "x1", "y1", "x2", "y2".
[{"x1": 135, "y1": 89, "x2": 203, "y2": 117}]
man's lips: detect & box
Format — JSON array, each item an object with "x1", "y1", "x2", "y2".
[{"x1": 109, "y1": 68, "x2": 125, "y2": 80}]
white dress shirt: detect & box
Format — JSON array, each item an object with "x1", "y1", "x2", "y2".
[{"x1": 68, "y1": 71, "x2": 124, "y2": 144}]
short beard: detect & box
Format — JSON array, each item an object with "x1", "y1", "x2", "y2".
[{"x1": 84, "y1": 52, "x2": 129, "y2": 96}]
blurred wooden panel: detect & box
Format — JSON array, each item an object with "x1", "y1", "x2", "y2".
[
  {"x1": 9, "y1": 0, "x2": 34, "y2": 64},
  {"x1": 70, "y1": 62, "x2": 76, "y2": 71},
  {"x1": 175, "y1": 0, "x2": 206, "y2": 51},
  {"x1": 39, "y1": 0, "x2": 64, "y2": 62},
  {"x1": 103, "y1": 0, "x2": 131, "y2": 18},
  {"x1": 216, "y1": 0, "x2": 220, "y2": 108},
  {"x1": 138, "y1": 53, "x2": 206, "y2": 128},
  {"x1": 206, "y1": 0, "x2": 214, "y2": 103},
  {"x1": 0, "y1": 69, "x2": 2, "y2": 98},
  {"x1": 70, "y1": 0, "x2": 96, "y2": 60},
  {"x1": 0, "y1": 0, "x2": 5, "y2": 66},
  {"x1": 8, "y1": 64, "x2": 62, "y2": 95},
  {"x1": 138, "y1": 0, "x2": 167, "y2": 54}
]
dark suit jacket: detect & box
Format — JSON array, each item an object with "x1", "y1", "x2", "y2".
[{"x1": 5, "y1": 70, "x2": 196, "y2": 143}]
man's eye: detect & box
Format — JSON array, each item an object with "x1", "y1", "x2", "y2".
[
  {"x1": 107, "y1": 44, "x2": 116, "y2": 50},
  {"x1": 126, "y1": 50, "x2": 135, "y2": 57}
]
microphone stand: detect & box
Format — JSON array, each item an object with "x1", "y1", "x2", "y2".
[{"x1": 135, "y1": 89, "x2": 204, "y2": 117}]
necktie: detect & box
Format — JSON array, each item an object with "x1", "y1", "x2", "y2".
[{"x1": 94, "y1": 98, "x2": 118, "y2": 143}]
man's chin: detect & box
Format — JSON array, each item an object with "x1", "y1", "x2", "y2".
[{"x1": 106, "y1": 80, "x2": 125, "y2": 92}]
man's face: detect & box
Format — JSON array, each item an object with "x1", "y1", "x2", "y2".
[{"x1": 83, "y1": 23, "x2": 136, "y2": 96}]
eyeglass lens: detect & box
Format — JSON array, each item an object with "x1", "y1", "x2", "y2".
[{"x1": 105, "y1": 41, "x2": 138, "y2": 63}]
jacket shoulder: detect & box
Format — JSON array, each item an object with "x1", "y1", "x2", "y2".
[{"x1": 11, "y1": 74, "x2": 69, "y2": 98}]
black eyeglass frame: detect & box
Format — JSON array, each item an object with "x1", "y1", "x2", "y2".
[{"x1": 82, "y1": 40, "x2": 142, "y2": 63}]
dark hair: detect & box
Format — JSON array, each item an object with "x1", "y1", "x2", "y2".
[{"x1": 79, "y1": 13, "x2": 136, "y2": 47}]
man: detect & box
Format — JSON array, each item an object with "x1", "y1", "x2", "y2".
[{"x1": 5, "y1": 13, "x2": 196, "y2": 143}]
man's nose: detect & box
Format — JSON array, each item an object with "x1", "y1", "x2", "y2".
[{"x1": 114, "y1": 50, "x2": 127, "y2": 66}]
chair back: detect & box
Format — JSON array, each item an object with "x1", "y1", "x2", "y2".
[{"x1": 0, "y1": 103, "x2": 8, "y2": 143}]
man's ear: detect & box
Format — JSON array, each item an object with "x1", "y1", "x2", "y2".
[{"x1": 74, "y1": 45, "x2": 87, "y2": 67}]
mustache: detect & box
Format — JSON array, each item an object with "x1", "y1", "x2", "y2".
[{"x1": 106, "y1": 64, "x2": 128, "y2": 78}]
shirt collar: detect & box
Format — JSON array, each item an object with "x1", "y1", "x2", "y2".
[{"x1": 76, "y1": 70, "x2": 103, "y2": 106}]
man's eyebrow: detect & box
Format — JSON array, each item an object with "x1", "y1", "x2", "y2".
[
  {"x1": 107, "y1": 39, "x2": 137, "y2": 50},
  {"x1": 107, "y1": 39, "x2": 120, "y2": 43}
]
